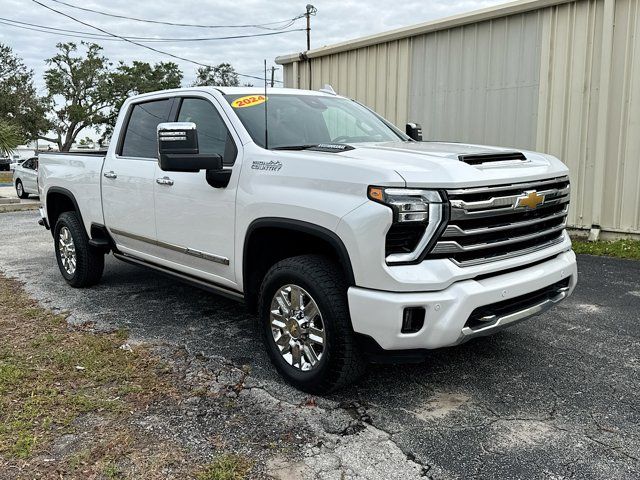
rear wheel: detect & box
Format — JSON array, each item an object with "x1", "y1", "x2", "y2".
[
  {"x1": 16, "y1": 180, "x2": 28, "y2": 199},
  {"x1": 54, "y1": 211, "x2": 104, "y2": 287},
  {"x1": 259, "y1": 255, "x2": 367, "y2": 393}
]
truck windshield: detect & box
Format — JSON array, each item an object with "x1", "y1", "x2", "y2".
[{"x1": 223, "y1": 94, "x2": 405, "y2": 149}]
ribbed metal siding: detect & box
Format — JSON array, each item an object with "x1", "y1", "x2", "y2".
[
  {"x1": 293, "y1": 40, "x2": 412, "y2": 127},
  {"x1": 409, "y1": 11, "x2": 543, "y2": 150},
  {"x1": 537, "y1": 0, "x2": 640, "y2": 234},
  {"x1": 280, "y1": 0, "x2": 640, "y2": 236}
]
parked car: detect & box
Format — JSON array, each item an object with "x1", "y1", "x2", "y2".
[
  {"x1": 38, "y1": 86, "x2": 577, "y2": 393},
  {"x1": 0, "y1": 156, "x2": 10, "y2": 171},
  {"x1": 10, "y1": 158, "x2": 26, "y2": 172},
  {"x1": 13, "y1": 156, "x2": 39, "y2": 198}
]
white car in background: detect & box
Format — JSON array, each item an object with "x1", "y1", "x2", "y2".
[
  {"x1": 13, "y1": 156, "x2": 39, "y2": 199},
  {"x1": 10, "y1": 158, "x2": 26, "y2": 172}
]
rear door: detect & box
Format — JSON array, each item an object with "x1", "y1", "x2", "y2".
[
  {"x1": 20, "y1": 158, "x2": 38, "y2": 192},
  {"x1": 102, "y1": 97, "x2": 173, "y2": 255},
  {"x1": 153, "y1": 95, "x2": 241, "y2": 286}
]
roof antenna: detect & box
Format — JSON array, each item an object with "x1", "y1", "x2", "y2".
[{"x1": 264, "y1": 59, "x2": 269, "y2": 150}]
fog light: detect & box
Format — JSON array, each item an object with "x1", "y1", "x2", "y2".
[{"x1": 401, "y1": 307, "x2": 425, "y2": 333}]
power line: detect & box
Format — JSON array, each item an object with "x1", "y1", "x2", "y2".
[
  {"x1": 0, "y1": 17, "x2": 305, "y2": 43},
  {"x1": 31, "y1": 0, "x2": 284, "y2": 83},
  {"x1": 49, "y1": 0, "x2": 305, "y2": 30}
]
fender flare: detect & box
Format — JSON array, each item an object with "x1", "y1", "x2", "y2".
[
  {"x1": 243, "y1": 217, "x2": 356, "y2": 287},
  {"x1": 45, "y1": 187, "x2": 86, "y2": 235}
]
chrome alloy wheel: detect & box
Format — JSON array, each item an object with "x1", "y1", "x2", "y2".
[
  {"x1": 270, "y1": 284, "x2": 326, "y2": 371},
  {"x1": 16, "y1": 182, "x2": 23, "y2": 197},
  {"x1": 58, "y1": 226, "x2": 77, "y2": 275}
]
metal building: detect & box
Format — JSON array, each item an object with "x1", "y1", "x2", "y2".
[{"x1": 276, "y1": 0, "x2": 640, "y2": 238}]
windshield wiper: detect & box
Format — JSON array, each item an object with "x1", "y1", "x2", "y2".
[{"x1": 271, "y1": 144, "x2": 319, "y2": 151}]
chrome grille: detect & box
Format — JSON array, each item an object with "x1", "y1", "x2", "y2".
[{"x1": 428, "y1": 176, "x2": 570, "y2": 266}]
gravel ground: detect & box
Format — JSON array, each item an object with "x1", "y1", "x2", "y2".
[{"x1": 1, "y1": 210, "x2": 638, "y2": 479}]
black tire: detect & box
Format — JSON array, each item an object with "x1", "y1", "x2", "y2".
[
  {"x1": 54, "y1": 211, "x2": 104, "y2": 288},
  {"x1": 259, "y1": 254, "x2": 367, "y2": 393},
  {"x1": 16, "y1": 180, "x2": 29, "y2": 199}
]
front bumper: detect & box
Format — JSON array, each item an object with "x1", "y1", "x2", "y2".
[{"x1": 347, "y1": 250, "x2": 577, "y2": 351}]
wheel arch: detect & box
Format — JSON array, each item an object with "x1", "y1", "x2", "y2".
[
  {"x1": 242, "y1": 218, "x2": 355, "y2": 312},
  {"x1": 45, "y1": 187, "x2": 85, "y2": 237}
]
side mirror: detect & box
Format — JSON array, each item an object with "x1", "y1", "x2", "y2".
[
  {"x1": 405, "y1": 122, "x2": 423, "y2": 141},
  {"x1": 157, "y1": 122, "x2": 223, "y2": 172}
]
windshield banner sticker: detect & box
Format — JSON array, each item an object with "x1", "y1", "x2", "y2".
[
  {"x1": 251, "y1": 160, "x2": 282, "y2": 172},
  {"x1": 231, "y1": 95, "x2": 267, "y2": 108}
]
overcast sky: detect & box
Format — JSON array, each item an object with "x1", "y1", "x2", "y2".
[{"x1": 1, "y1": 0, "x2": 510, "y2": 93}]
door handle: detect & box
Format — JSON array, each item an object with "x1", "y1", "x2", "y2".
[
  {"x1": 156, "y1": 176, "x2": 174, "y2": 186},
  {"x1": 103, "y1": 171, "x2": 117, "y2": 179}
]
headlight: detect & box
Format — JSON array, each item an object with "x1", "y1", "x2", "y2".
[{"x1": 368, "y1": 186, "x2": 447, "y2": 264}]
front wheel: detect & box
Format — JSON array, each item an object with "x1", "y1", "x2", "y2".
[
  {"x1": 54, "y1": 211, "x2": 105, "y2": 287},
  {"x1": 258, "y1": 255, "x2": 367, "y2": 393},
  {"x1": 16, "y1": 180, "x2": 29, "y2": 199}
]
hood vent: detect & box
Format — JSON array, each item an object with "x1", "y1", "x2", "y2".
[{"x1": 459, "y1": 152, "x2": 527, "y2": 166}]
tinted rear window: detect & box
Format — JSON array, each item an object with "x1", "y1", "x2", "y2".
[{"x1": 121, "y1": 99, "x2": 172, "y2": 158}]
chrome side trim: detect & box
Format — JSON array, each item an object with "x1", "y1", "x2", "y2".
[
  {"x1": 110, "y1": 228, "x2": 230, "y2": 266},
  {"x1": 457, "y1": 286, "x2": 570, "y2": 342},
  {"x1": 113, "y1": 252, "x2": 243, "y2": 302}
]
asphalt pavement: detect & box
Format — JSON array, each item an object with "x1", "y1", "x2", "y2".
[{"x1": 0, "y1": 210, "x2": 638, "y2": 479}]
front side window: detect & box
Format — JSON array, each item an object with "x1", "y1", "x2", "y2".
[
  {"x1": 121, "y1": 99, "x2": 172, "y2": 158},
  {"x1": 177, "y1": 98, "x2": 236, "y2": 165},
  {"x1": 224, "y1": 94, "x2": 404, "y2": 149}
]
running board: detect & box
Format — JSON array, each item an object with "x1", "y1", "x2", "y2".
[{"x1": 112, "y1": 252, "x2": 244, "y2": 302}]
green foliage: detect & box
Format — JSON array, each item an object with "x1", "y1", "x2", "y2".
[
  {"x1": 0, "y1": 120, "x2": 22, "y2": 156},
  {"x1": 0, "y1": 43, "x2": 49, "y2": 141},
  {"x1": 42, "y1": 42, "x2": 113, "y2": 151},
  {"x1": 572, "y1": 239, "x2": 640, "y2": 260},
  {"x1": 193, "y1": 63, "x2": 239, "y2": 87},
  {"x1": 102, "y1": 60, "x2": 183, "y2": 139},
  {"x1": 42, "y1": 43, "x2": 184, "y2": 150}
]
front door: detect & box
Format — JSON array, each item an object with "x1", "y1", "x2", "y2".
[
  {"x1": 153, "y1": 95, "x2": 240, "y2": 288},
  {"x1": 102, "y1": 98, "x2": 173, "y2": 255}
]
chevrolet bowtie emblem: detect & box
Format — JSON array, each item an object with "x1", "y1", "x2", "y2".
[{"x1": 516, "y1": 190, "x2": 545, "y2": 209}]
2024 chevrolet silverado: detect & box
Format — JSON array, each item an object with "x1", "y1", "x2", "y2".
[{"x1": 38, "y1": 87, "x2": 577, "y2": 393}]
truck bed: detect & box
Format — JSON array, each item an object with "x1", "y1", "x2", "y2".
[{"x1": 38, "y1": 152, "x2": 106, "y2": 234}]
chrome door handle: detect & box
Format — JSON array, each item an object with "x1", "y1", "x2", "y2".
[
  {"x1": 103, "y1": 171, "x2": 117, "y2": 179},
  {"x1": 156, "y1": 176, "x2": 174, "y2": 186}
]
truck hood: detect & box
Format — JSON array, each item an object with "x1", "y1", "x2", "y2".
[{"x1": 328, "y1": 141, "x2": 568, "y2": 188}]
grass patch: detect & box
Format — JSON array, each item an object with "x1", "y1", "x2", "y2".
[
  {"x1": 196, "y1": 454, "x2": 252, "y2": 480},
  {"x1": 0, "y1": 274, "x2": 260, "y2": 478},
  {"x1": 572, "y1": 239, "x2": 640, "y2": 260},
  {"x1": 0, "y1": 276, "x2": 172, "y2": 460}
]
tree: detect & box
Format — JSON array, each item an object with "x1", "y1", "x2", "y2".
[
  {"x1": 77, "y1": 136, "x2": 94, "y2": 148},
  {"x1": 0, "y1": 44, "x2": 49, "y2": 141},
  {"x1": 102, "y1": 61, "x2": 182, "y2": 139},
  {"x1": 41, "y1": 42, "x2": 112, "y2": 152},
  {"x1": 192, "y1": 63, "x2": 239, "y2": 87},
  {"x1": 0, "y1": 120, "x2": 22, "y2": 157}
]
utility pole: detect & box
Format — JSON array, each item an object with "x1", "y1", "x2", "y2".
[
  {"x1": 270, "y1": 66, "x2": 275, "y2": 88},
  {"x1": 305, "y1": 4, "x2": 317, "y2": 89}
]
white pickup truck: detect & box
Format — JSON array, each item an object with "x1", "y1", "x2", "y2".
[{"x1": 38, "y1": 86, "x2": 577, "y2": 393}]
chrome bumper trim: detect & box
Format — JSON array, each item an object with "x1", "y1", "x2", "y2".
[{"x1": 456, "y1": 286, "x2": 570, "y2": 343}]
